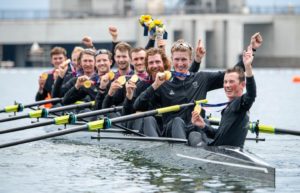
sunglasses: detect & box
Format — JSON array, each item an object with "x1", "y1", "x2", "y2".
[
  {"x1": 96, "y1": 49, "x2": 111, "y2": 56},
  {"x1": 171, "y1": 42, "x2": 193, "y2": 51}
]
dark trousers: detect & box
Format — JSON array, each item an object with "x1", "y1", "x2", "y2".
[
  {"x1": 126, "y1": 116, "x2": 160, "y2": 137},
  {"x1": 165, "y1": 117, "x2": 187, "y2": 139}
]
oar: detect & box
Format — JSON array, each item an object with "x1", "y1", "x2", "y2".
[
  {"x1": 0, "y1": 101, "x2": 95, "y2": 123},
  {"x1": 0, "y1": 98, "x2": 62, "y2": 113},
  {"x1": 0, "y1": 99, "x2": 208, "y2": 148},
  {"x1": 0, "y1": 106, "x2": 123, "y2": 134},
  {"x1": 90, "y1": 135, "x2": 264, "y2": 142},
  {"x1": 92, "y1": 135, "x2": 188, "y2": 143},
  {"x1": 112, "y1": 123, "x2": 146, "y2": 137},
  {"x1": 208, "y1": 119, "x2": 300, "y2": 136}
]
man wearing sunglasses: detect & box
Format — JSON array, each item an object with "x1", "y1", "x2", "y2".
[{"x1": 61, "y1": 48, "x2": 114, "y2": 107}]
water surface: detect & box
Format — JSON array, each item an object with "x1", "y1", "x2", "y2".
[{"x1": 0, "y1": 68, "x2": 300, "y2": 192}]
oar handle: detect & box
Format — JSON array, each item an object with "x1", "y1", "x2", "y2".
[
  {"x1": 0, "y1": 98, "x2": 62, "y2": 114},
  {"x1": 0, "y1": 105, "x2": 123, "y2": 135}
]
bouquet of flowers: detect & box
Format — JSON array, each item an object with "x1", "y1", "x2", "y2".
[
  {"x1": 139, "y1": 15, "x2": 168, "y2": 40},
  {"x1": 149, "y1": 19, "x2": 168, "y2": 40},
  {"x1": 139, "y1": 15, "x2": 153, "y2": 36}
]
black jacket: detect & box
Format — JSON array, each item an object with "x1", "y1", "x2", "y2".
[{"x1": 202, "y1": 76, "x2": 256, "y2": 148}]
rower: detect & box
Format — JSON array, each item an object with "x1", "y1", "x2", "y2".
[
  {"x1": 35, "y1": 47, "x2": 68, "y2": 104},
  {"x1": 52, "y1": 46, "x2": 84, "y2": 98},
  {"x1": 134, "y1": 32, "x2": 263, "y2": 139},
  {"x1": 189, "y1": 45, "x2": 257, "y2": 148},
  {"x1": 61, "y1": 48, "x2": 97, "y2": 105},
  {"x1": 127, "y1": 43, "x2": 205, "y2": 136},
  {"x1": 100, "y1": 42, "x2": 134, "y2": 112},
  {"x1": 62, "y1": 48, "x2": 115, "y2": 108},
  {"x1": 124, "y1": 48, "x2": 171, "y2": 136}
]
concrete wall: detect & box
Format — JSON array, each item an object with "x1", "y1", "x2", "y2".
[
  {"x1": 1, "y1": 14, "x2": 300, "y2": 68},
  {"x1": 0, "y1": 18, "x2": 137, "y2": 44}
]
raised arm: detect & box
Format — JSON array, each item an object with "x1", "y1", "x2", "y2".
[
  {"x1": 82, "y1": 36, "x2": 95, "y2": 49},
  {"x1": 243, "y1": 46, "x2": 254, "y2": 78},
  {"x1": 235, "y1": 32, "x2": 263, "y2": 70},
  {"x1": 189, "y1": 39, "x2": 206, "y2": 72},
  {"x1": 108, "y1": 26, "x2": 119, "y2": 68},
  {"x1": 238, "y1": 45, "x2": 256, "y2": 111},
  {"x1": 250, "y1": 32, "x2": 263, "y2": 51}
]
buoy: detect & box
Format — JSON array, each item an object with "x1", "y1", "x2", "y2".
[{"x1": 292, "y1": 76, "x2": 300, "y2": 83}]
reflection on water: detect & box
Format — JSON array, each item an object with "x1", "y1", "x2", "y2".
[{"x1": 1, "y1": 68, "x2": 300, "y2": 193}]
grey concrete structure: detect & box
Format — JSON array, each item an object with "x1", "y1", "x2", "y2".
[{"x1": 0, "y1": 14, "x2": 300, "y2": 68}]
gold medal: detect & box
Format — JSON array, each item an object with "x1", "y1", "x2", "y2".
[
  {"x1": 164, "y1": 71, "x2": 172, "y2": 80},
  {"x1": 130, "y1": 74, "x2": 139, "y2": 83},
  {"x1": 108, "y1": 71, "x2": 115, "y2": 80},
  {"x1": 40, "y1": 73, "x2": 48, "y2": 80},
  {"x1": 194, "y1": 105, "x2": 202, "y2": 114},
  {"x1": 117, "y1": 76, "x2": 126, "y2": 85},
  {"x1": 61, "y1": 59, "x2": 70, "y2": 68},
  {"x1": 83, "y1": 80, "x2": 92, "y2": 88}
]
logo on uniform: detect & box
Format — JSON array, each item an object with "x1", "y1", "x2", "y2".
[
  {"x1": 192, "y1": 81, "x2": 198, "y2": 88},
  {"x1": 169, "y1": 89, "x2": 175, "y2": 95}
]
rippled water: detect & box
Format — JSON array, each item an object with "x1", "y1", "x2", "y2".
[{"x1": 0, "y1": 68, "x2": 300, "y2": 193}]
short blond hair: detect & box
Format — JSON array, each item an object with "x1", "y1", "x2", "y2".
[
  {"x1": 171, "y1": 39, "x2": 193, "y2": 59},
  {"x1": 72, "y1": 46, "x2": 84, "y2": 55}
]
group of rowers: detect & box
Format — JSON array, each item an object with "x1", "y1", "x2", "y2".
[{"x1": 36, "y1": 26, "x2": 263, "y2": 148}]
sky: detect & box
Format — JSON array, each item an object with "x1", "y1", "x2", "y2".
[{"x1": 0, "y1": 0, "x2": 299, "y2": 10}]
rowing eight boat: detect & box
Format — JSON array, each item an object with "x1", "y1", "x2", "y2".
[{"x1": 45, "y1": 124, "x2": 276, "y2": 187}]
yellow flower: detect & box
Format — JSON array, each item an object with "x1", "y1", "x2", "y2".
[
  {"x1": 139, "y1": 15, "x2": 152, "y2": 26},
  {"x1": 153, "y1": 19, "x2": 162, "y2": 26},
  {"x1": 143, "y1": 15, "x2": 152, "y2": 22},
  {"x1": 148, "y1": 21, "x2": 156, "y2": 30}
]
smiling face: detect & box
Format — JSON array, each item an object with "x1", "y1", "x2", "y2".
[
  {"x1": 147, "y1": 53, "x2": 165, "y2": 78},
  {"x1": 115, "y1": 50, "x2": 131, "y2": 71},
  {"x1": 96, "y1": 54, "x2": 112, "y2": 75},
  {"x1": 71, "y1": 51, "x2": 81, "y2": 70},
  {"x1": 81, "y1": 53, "x2": 95, "y2": 76},
  {"x1": 51, "y1": 54, "x2": 66, "y2": 69},
  {"x1": 224, "y1": 72, "x2": 245, "y2": 101},
  {"x1": 171, "y1": 51, "x2": 191, "y2": 74},
  {"x1": 131, "y1": 50, "x2": 146, "y2": 73}
]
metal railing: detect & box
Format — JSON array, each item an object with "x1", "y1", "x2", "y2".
[{"x1": 0, "y1": 6, "x2": 299, "y2": 20}]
